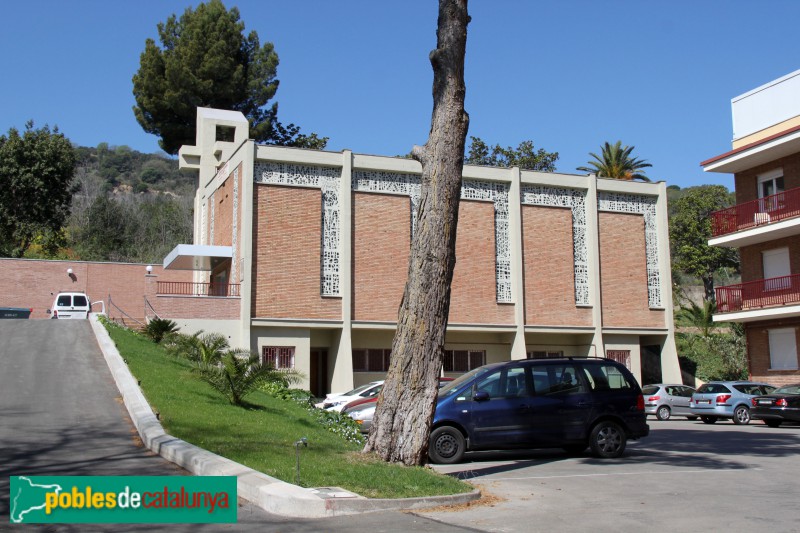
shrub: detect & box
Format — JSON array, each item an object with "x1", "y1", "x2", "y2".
[
  {"x1": 142, "y1": 318, "x2": 179, "y2": 343},
  {"x1": 261, "y1": 382, "x2": 364, "y2": 445},
  {"x1": 195, "y1": 351, "x2": 300, "y2": 406}
]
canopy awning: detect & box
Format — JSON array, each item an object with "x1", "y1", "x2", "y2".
[{"x1": 163, "y1": 244, "x2": 233, "y2": 271}]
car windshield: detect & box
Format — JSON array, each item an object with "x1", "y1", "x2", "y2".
[
  {"x1": 439, "y1": 365, "x2": 497, "y2": 398},
  {"x1": 774, "y1": 385, "x2": 800, "y2": 395},
  {"x1": 642, "y1": 386, "x2": 660, "y2": 395},
  {"x1": 697, "y1": 383, "x2": 731, "y2": 394},
  {"x1": 360, "y1": 384, "x2": 382, "y2": 398},
  {"x1": 341, "y1": 382, "x2": 376, "y2": 397}
]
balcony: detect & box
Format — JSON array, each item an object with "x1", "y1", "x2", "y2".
[
  {"x1": 157, "y1": 281, "x2": 240, "y2": 298},
  {"x1": 709, "y1": 188, "x2": 800, "y2": 248},
  {"x1": 715, "y1": 274, "x2": 800, "y2": 322}
]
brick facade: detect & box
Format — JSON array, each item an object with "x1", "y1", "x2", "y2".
[
  {"x1": 153, "y1": 293, "x2": 240, "y2": 320},
  {"x1": 251, "y1": 184, "x2": 341, "y2": 320},
  {"x1": 599, "y1": 212, "x2": 665, "y2": 328},
  {"x1": 522, "y1": 205, "x2": 592, "y2": 326},
  {"x1": 449, "y1": 200, "x2": 514, "y2": 325},
  {"x1": 211, "y1": 164, "x2": 241, "y2": 247},
  {"x1": 352, "y1": 192, "x2": 410, "y2": 322},
  {"x1": 746, "y1": 320, "x2": 800, "y2": 387},
  {"x1": 0, "y1": 258, "x2": 192, "y2": 322},
  {"x1": 734, "y1": 152, "x2": 800, "y2": 205},
  {"x1": 739, "y1": 235, "x2": 800, "y2": 283}
]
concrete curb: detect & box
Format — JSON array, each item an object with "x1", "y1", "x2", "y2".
[{"x1": 89, "y1": 316, "x2": 480, "y2": 517}]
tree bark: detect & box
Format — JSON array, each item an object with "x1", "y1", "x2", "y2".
[{"x1": 363, "y1": 0, "x2": 470, "y2": 466}]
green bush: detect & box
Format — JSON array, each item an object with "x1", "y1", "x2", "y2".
[
  {"x1": 142, "y1": 318, "x2": 179, "y2": 343},
  {"x1": 677, "y1": 327, "x2": 747, "y2": 381},
  {"x1": 261, "y1": 383, "x2": 364, "y2": 445}
]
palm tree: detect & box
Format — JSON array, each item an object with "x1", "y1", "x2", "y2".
[
  {"x1": 675, "y1": 300, "x2": 717, "y2": 337},
  {"x1": 577, "y1": 141, "x2": 652, "y2": 181}
]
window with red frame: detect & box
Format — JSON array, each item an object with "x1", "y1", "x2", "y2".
[
  {"x1": 606, "y1": 349, "x2": 631, "y2": 369},
  {"x1": 262, "y1": 346, "x2": 295, "y2": 369}
]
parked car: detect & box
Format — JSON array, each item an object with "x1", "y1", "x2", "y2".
[
  {"x1": 0, "y1": 307, "x2": 32, "y2": 319},
  {"x1": 47, "y1": 292, "x2": 91, "y2": 319},
  {"x1": 689, "y1": 381, "x2": 776, "y2": 425},
  {"x1": 343, "y1": 377, "x2": 455, "y2": 433},
  {"x1": 642, "y1": 384, "x2": 697, "y2": 421},
  {"x1": 750, "y1": 383, "x2": 800, "y2": 427},
  {"x1": 314, "y1": 381, "x2": 384, "y2": 412},
  {"x1": 427, "y1": 358, "x2": 648, "y2": 463}
]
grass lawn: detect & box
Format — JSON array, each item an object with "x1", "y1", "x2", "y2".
[{"x1": 104, "y1": 321, "x2": 471, "y2": 499}]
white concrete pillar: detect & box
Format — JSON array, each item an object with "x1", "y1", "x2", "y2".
[
  {"x1": 330, "y1": 150, "x2": 354, "y2": 392},
  {"x1": 239, "y1": 140, "x2": 256, "y2": 352},
  {"x1": 586, "y1": 175, "x2": 605, "y2": 358},
  {"x1": 656, "y1": 181, "x2": 682, "y2": 382},
  {"x1": 508, "y1": 167, "x2": 527, "y2": 360}
]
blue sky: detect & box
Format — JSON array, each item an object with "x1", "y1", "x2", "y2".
[{"x1": 2, "y1": 1, "x2": 799, "y2": 190}]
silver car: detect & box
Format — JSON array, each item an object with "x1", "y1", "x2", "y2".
[
  {"x1": 690, "y1": 381, "x2": 776, "y2": 425},
  {"x1": 642, "y1": 384, "x2": 697, "y2": 421}
]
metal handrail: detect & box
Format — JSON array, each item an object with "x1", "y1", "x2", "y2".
[
  {"x1": 107, "y1": 295, "x2": 145, "y2": 328},
  {"x1": 144, "y1": 297, "x2": 160, "y2": 323},
  {"x1": 156, "y1": 281, "x2": 241, "y2": 297},
  {"x1": 711, "y1": 187, "x2": 800, "y2": 237},
  {"x1": 716, "y1": 274, "x2": 800, "y2": 313}
]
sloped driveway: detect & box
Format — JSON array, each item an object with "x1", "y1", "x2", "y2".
[{"x1": 0, "y1": 321, "x2": 472, "y2": 532}]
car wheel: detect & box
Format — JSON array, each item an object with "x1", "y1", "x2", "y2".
[
  {"x1": 701, "y1": 416, "x2": 717, "y2": 424},
  {"x1": 765, "y1": 420, "x2": 782, "y2": 428},
  {"x1": 686, "y1": 416, "x2": 698, "y2": 421},
  {"x1": 563, "y1": 444, "x2": 587, "y2": 455},
  {"x1": 429, "y1": 426, "x2": 466, "y2": 464},
  {"x1": 656, "y1": 406, "x2": 671, "y2": 421},
  {"x1": 733, "y1": 405, "x2": 751, "y2": 425},
  {"x1": 589, "y1": 421, "x2": 627, "y2": 458}
]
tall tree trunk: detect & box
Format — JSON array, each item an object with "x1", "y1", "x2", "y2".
[
  {"x1": 702, "y1": 273, "x2": 715, "y2": 303},
  {"x1": 363, "y1": 0, "x2": 470, "y2": 466}
]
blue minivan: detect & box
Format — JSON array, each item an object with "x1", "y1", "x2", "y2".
[{"x1": 429, "y1": 358, "x2": 649, "y2": 463}]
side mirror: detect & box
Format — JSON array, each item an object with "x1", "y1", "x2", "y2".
[
  {"x1": 474, "y1": 390, "x2": 490, "y2": 402},
  {"x1": 46, "y1": 309, "x2": 51, "y2": 315}
]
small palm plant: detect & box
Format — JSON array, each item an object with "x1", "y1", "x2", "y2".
[
  {"x1": 143, "y1": 318, "x2": 179, "y2": 344},
  {"x1": 166, "y1": 330, "x2": 302, "y2": 406},
  {"x1": 577, "y1": 141, "x2": 652, "y2": 181},
  {"x1": 165, "y1": 331, "x2": 230, "y2": 364},
  {"x1": 195, "y1": 350, "x2": 302, "y2": 406}
]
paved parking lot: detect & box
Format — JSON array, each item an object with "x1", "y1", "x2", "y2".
[{"x1": 421, "y1": 418, "x2": 800, "y2": 532}]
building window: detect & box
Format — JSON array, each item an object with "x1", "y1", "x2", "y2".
[
  {"x1": 215, "y1": 125, "x2": 236, "y2": 142},
  {"x1": 527, "y1": 350, "x2": 564, "y2": 359},
  {"x1": 443, "y1": 350, "x2": 485, "y2": 372},
  {"x1": 352, "y1": 349, "x2": 391, "y2": 372},
  {"x1": 262, "y1": 346, "x2": 295, "y2": 369},
  {"x1": 758, "y1": 168, "x2": 784, "y2": 200},
  {"x1": 768, "y1": 329, "x2": 798, "y2": 370},
  {"x1": 606, "y1": 350, "x2": 631, "y2": 369}
]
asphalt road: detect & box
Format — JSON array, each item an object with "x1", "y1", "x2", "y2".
[
  {"x1": 0, "y1": 320, "x2": 472, "y2": 532},
  {"x1": 7, "y1": 320, "x2": 797, "y2": 532},
  {"x1": 425, "y1": 417, "x2": 800, "y2": 532}
]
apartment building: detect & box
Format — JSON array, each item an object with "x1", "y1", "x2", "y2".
[
  {"x1": 165, "y1": 107, "x2": 681, "y2": 396},
  {"x1": 703, "y1": 68, "x2": 800, "y2": 386}
]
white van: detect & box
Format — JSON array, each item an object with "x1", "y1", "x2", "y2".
[{"x1": 48, "y1": 292, "x2": 91, "y2": 319}]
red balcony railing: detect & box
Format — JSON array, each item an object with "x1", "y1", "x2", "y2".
[
  {"x1": 157, "y1": 281, "x2": 240, "y2": 297},
  {"x1": 711, "y1": 188, "x2": 800, "y2": 237},
  {"x1": 716, "y1": 274, "x2": 800, "y2": 313}
]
